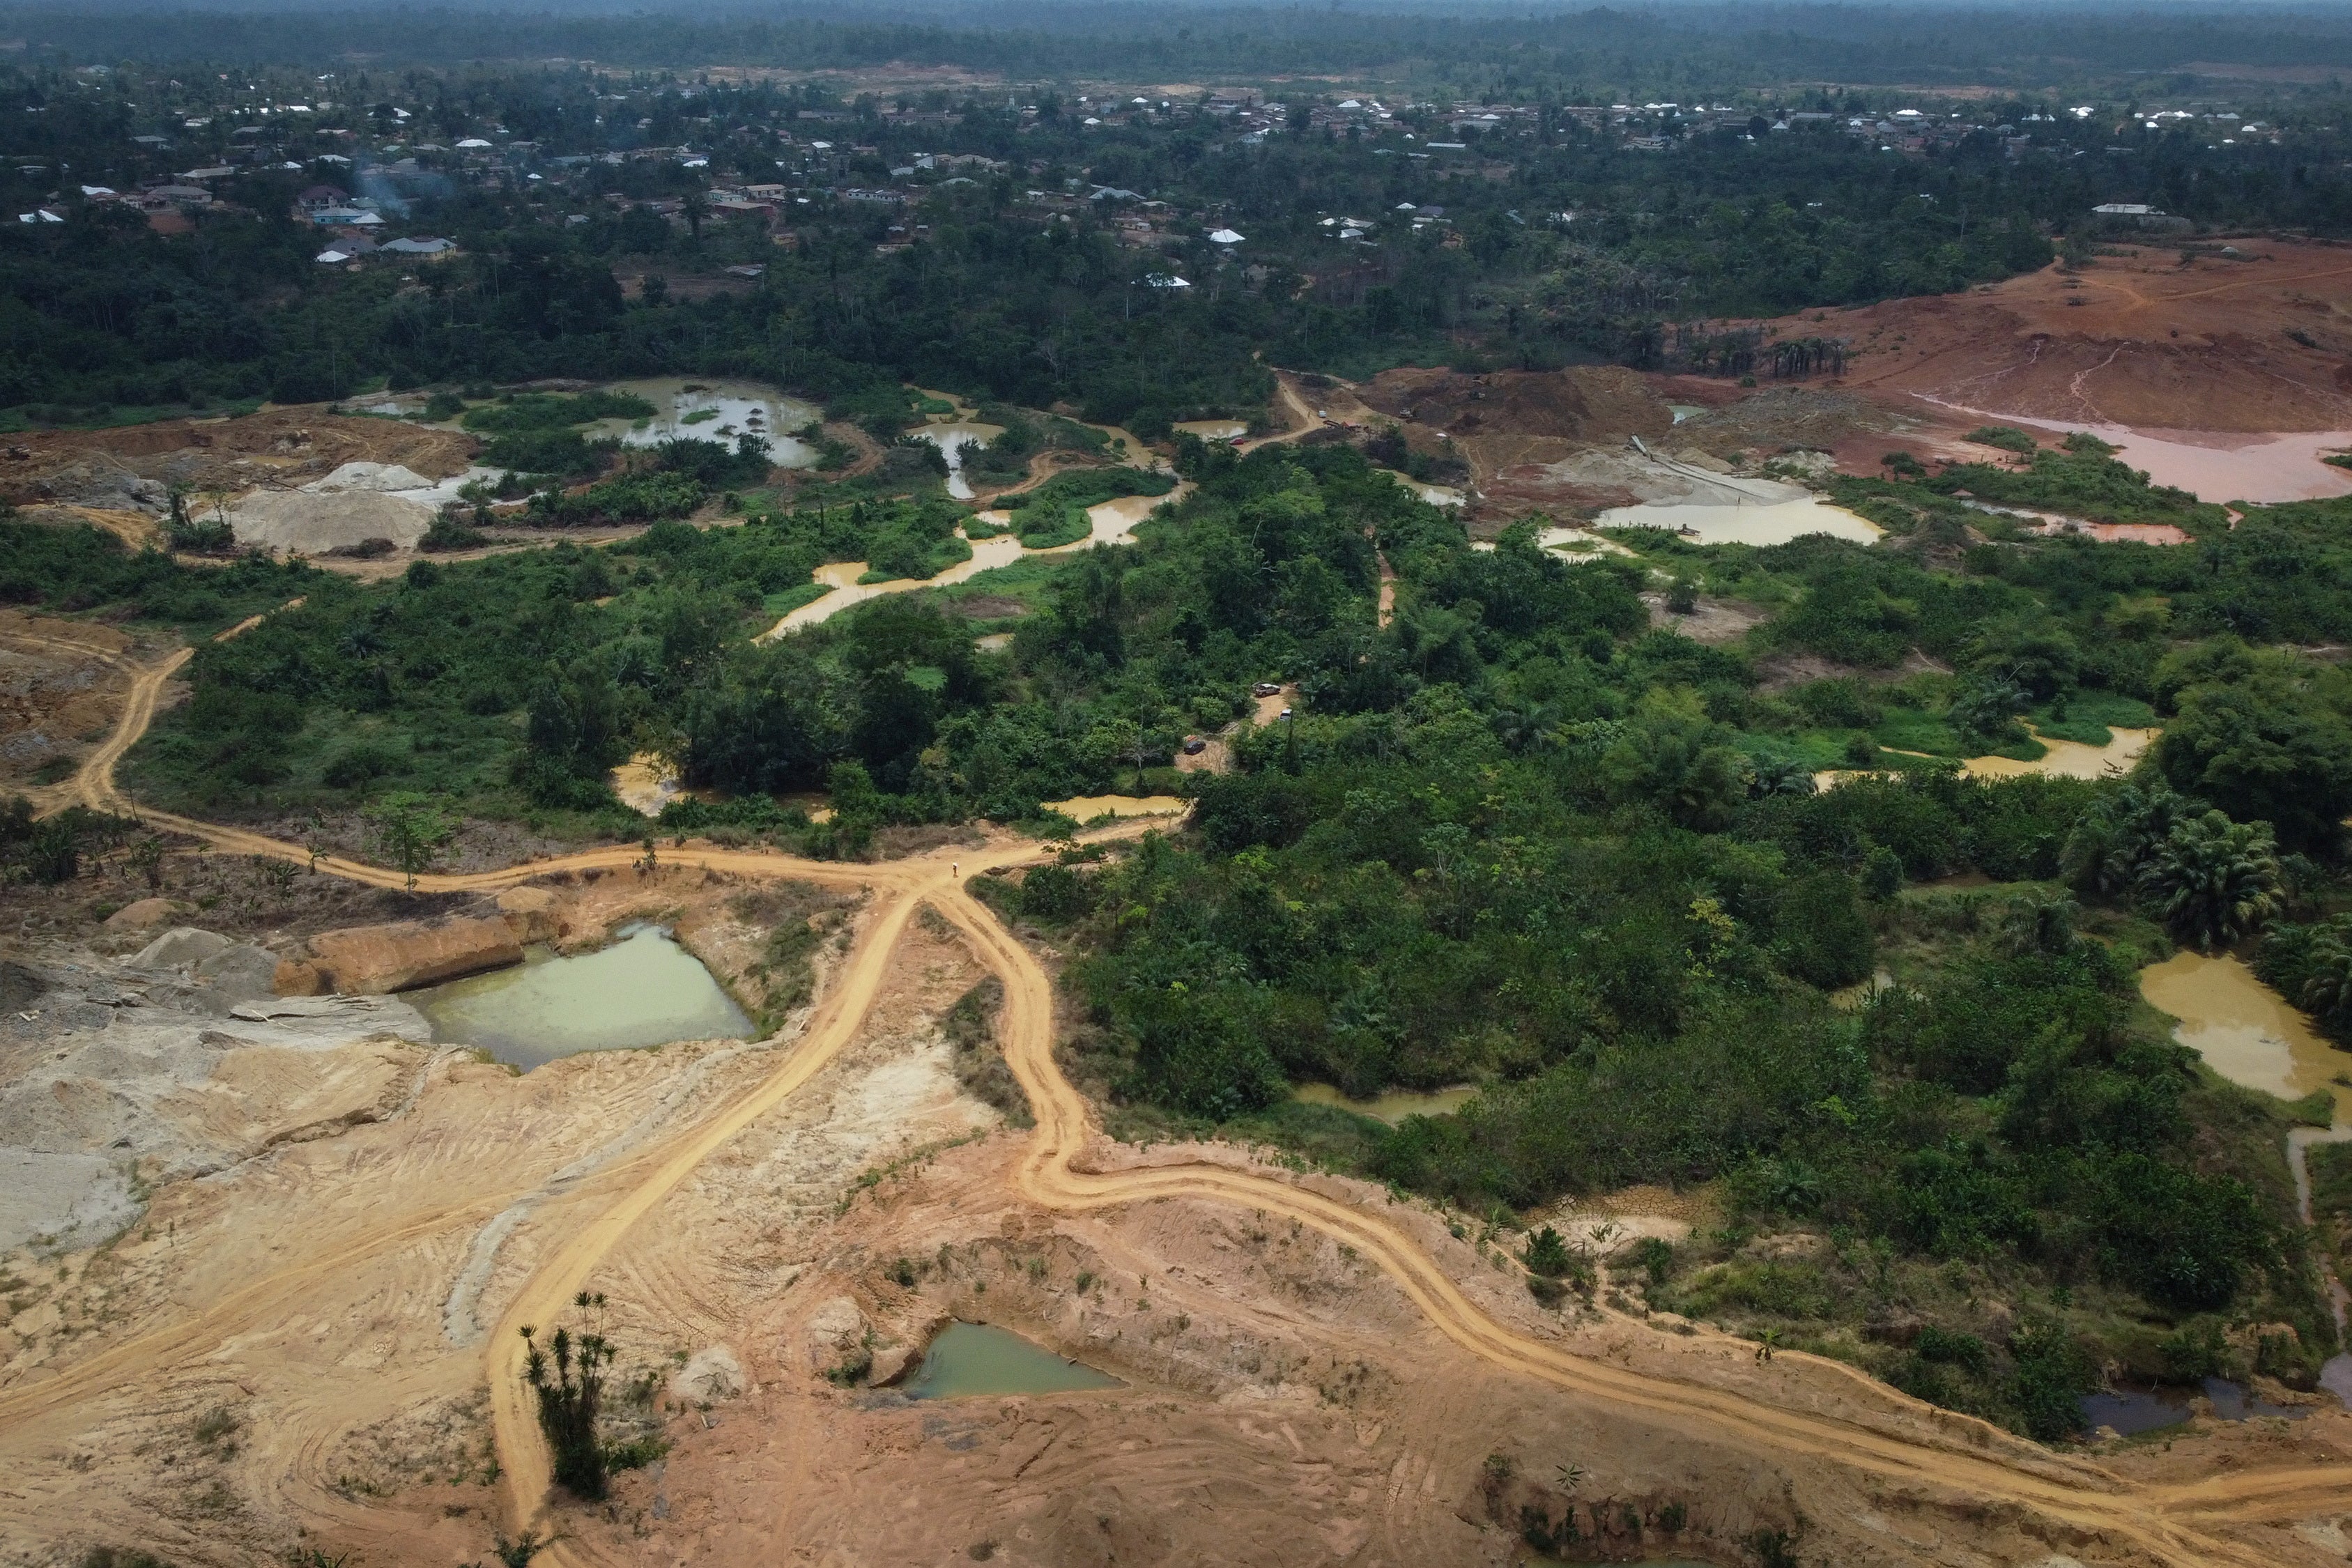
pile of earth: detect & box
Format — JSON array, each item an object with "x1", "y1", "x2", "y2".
[
  {"x1": 3, "y1": 453, "x2": 170, "y2": 514},
  {"x1": 1353, "y1": 366, "x2": 1676, "y2": 494},
  {"x1": 228, "y1": 488, "x2": 434, "y2": 553},
  {"x1": 0, "y1": 928, "x2": 434, "y2": 1252},
  {"x1": 1477, "y1": 442, "x2": 1770, "y2": 521},
  {"x1": 1355, "y1": 364, "x2": 1673, "y2": 443},
  {"x1": 1667, "y1": 385, "x2": 1910, "y2": 461}
]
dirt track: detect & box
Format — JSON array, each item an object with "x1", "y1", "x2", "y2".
[{"x1": 6, "y1": 629, "x2": 2351, "y2": 1567}]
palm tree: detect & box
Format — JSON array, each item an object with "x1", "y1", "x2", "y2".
[
  {"x1": 2137, "y1": 810, "x2": 2282, "y2": 951},
  {"x1": 2300, "y1": 916, "x2": 2352, "y2": 1016},
  {"x1": 2063, "y1": 782, "x2": 2190, "y2": 896},
  {"x1": 1748, "y1": 756, "x2": 1817, "y2": 799}
]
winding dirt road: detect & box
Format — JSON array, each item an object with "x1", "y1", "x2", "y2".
[{"x1": 13, "y1": 633, "x2": 2348, "y2": 1567}]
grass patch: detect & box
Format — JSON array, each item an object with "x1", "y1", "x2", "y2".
[
  {"x1": 760, "y1": 581, "x2": 831, "y2": 617},
  {"x1": 924, "y1": 556, "x2": 1068, "y2": 611},
  {"x1": 1014, "y1": 506, "x2": 1091, "y2": 549},
  {"x1": 2027, "y1": 689, "x2": 2157, "y2": 747}
]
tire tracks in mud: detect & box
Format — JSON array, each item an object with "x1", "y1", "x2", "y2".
[{"x1": 12, "y1": 634, "x2": 2337, "y2": 1568}]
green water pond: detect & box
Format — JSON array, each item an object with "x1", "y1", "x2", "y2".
[
  {"x1": 902, "y1": 1323, "x2": 1121, "y2": 1399},
  {"x1": 410, "y1": 923, "x2": 751, "y2": 1070}
]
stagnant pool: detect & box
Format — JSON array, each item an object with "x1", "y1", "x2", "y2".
[
  {"x1": 902, "y1": 1323, "x2": 1121, "y2": 1399},
  {"x1": 410, "y1": 923, "x2": 751, "y2": 1070}
]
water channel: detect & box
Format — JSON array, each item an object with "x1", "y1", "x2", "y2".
[
  {"x1": 410, "y1": 924, "x2": 751, "y2": 1070},
  {"x1": 909, "y1": 421, "x2": 1004, "y2": 501},
  {"x1": 759, "y1": 482, "x2": 1195, "y2": 638},
  {"x1": 1594, "y1": 495, "x2": 1882, "y2": 546}
]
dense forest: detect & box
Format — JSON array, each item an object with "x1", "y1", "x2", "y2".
[
  {"x1": 13, "y1": 3, "x2": 2352, "y2": 86},
  {"x1": 9, "y1": 32, "x2": 2352, "y2": 429}
]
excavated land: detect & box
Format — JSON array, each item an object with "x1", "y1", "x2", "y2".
[
  {"x1": 6, "y1": 509, "x2": 2352, "y2": 1568},
  {"x1": 1, "y1": 406, "x2": 477, "y2": 560},
  {"x1": 5, "y1": 828, "x2": 2351, "y2": 1568},
  {"x1": 1787, "y1": 242, "x2": 2352, "y2": 434},
  {"x1": 1, "y1": 408, "x2": 474, "y2": 504},
  {"x1": 1353, "y1": 365, "x2": 1677, "y2": 502}
]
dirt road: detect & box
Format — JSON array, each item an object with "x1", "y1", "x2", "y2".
[{"x1": 14, "y1": 639, "x2": 2346, "y2": 1568}]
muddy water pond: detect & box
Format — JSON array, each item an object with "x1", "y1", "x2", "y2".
[
  {"x1": 2080, "y1": 1378, "x2": 2303, "y2": 1436},
  {"x1": 1917, "y1": 399, "x2": 2352, "y2": 504},
  {"x1": 1292, "y1": 1082, "x2": 1477, "y2": 1123},
  {"x1": 2139, "y1": 951, "x2": 2352, "y2": 1124},
  {"x1": 1173, "y1": 418, "x2": 1247, "y2": 441},
  {"x1": 1816, "y1": 724, "x2": 2155, "y2": 794},
  {"x1": 412, "y1": 924, "x2": 751, "y2": 1070},
  {"x1": 1596, "y1": 496, "x2": 1881, "y2": 546},
  {"x1": 1962, "y1": 725, "x2": 2154, "y2": 782},
  {"x1": 902, "y1": 1323, "x2": 1121, "y2": 1399},
  {"x1": 584, "y1": 377, "x2": 822, "y2": 468}
]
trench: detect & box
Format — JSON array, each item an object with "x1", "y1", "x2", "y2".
[{"x1": 1291, "y1": 1082, "x2": 1477, "y2": 1123}]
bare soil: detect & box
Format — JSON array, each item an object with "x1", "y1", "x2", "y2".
[
  {"x1": 3, "y1": 836, "x2": 2349, "y2": 1568},
  {"x1": 1641, "y1": 592, "x2": 1771, "y2": 645},
  {"x1": 1751, "y1": 242, "x2": 2352, "y2": 433}
]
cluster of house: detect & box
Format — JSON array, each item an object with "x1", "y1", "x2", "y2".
[
  {"x1": 19, "y1": 169, "x2": 228, "y2": 229},
  {"x1": 1315, "y1": 206, "x2": 1454, "y2": 245},
  {"x1": 296, "y1": 184, "x2": 456, "y2": 265}
]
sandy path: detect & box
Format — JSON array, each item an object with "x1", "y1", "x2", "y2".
[
  {"x1": 1242, "y1": 371, "x2": 1323, "y2": 452},
  {"x1": 18, "y1": 639, "x2": 2343, "y2": 1567}
]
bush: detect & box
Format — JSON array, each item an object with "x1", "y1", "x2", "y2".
[
  {"x1": 1776, "y1": 870, "x2": 1875, "y2": 989},
  {"x1": 421, "y1": 505, "x2": 488, "y2": 552},
  {"x1": 2008, "y1": 1317, "x2": 2094, "y2": 1441},
  {"x1": 1966, "y1": 425, "x2": 2039, "y2": 455},
  {"x1": 519, "y1": 1293, "x2": 615, "y2": 1500},
  {"x1": 1522, "y1": 1225, "x2": 1572, "y2": 1277},
  {"x1": 479, "y1": 428, "x2": 615, "y2": 478}
]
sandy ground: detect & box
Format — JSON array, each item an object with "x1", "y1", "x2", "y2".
[{"x1": 0, "y1": 612, "x2": 144, "y2": 804}]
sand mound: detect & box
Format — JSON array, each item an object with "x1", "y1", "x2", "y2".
[
  {"x1": 307, "y1": 461, "x2": 437, "y2": 493},
  {"x1": 282, "y1": 914, "x2": 525, "y2": 997},
  {"x1": 230, "y1": 488, "x2": 433, "y2": 553},
  {"x1": 1357, "y1": 365, "x2": 1674, "y2": 443},
  {"x1": 0, "y1": 940, "x2": 431, "y2": 1250}
]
